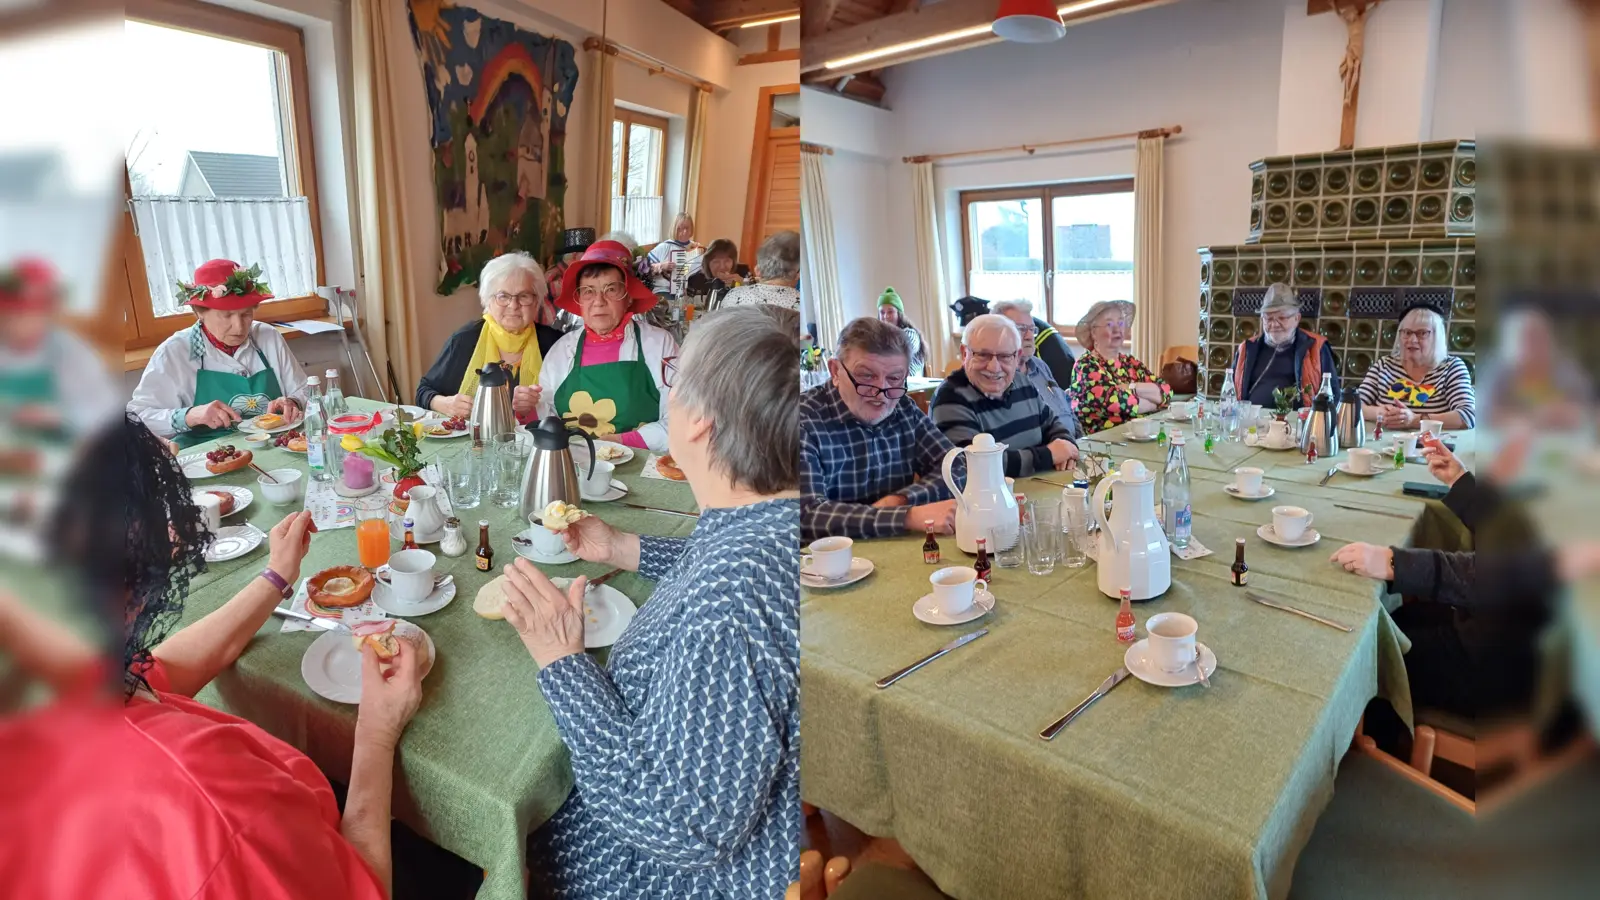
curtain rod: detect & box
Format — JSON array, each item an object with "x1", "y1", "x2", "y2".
[
  {"x1": 903, "y1": 125, "x2": 1182, "y2": 164},
  {"x1": 583, "y1": 37, "x2": 713, "y2": 93},
  {"x1": 800, "y1": 142, "x2": 834, "y2": 155}
]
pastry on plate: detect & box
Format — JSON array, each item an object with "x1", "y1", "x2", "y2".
[
  {"x1": 205, "y1": 445, "x2": 252, "y2": 475},
  {"x1": 596, "y1": 444, "x2": 626, "y2": 462},
  {"x1": 657, "y1": 454, "x2": 686, "y2": 481},
  {"x1": 205, "y1": 490, "x2": 236, "y2": 516},
  {"x1": 256, "y1": 413, "x2": 286, "y2": 430},
  {"x1": 308, "y1": 566, "x2": 376, "y2": 608}
]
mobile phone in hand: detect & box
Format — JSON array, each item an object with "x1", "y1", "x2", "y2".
[{"x1": 1402, "y1": 481, "x2": 1450, "y2": 500}]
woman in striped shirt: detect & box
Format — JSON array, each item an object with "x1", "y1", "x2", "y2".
[{"x1": 1357, "y1": 306, "x2": 1476, "y2": 430}]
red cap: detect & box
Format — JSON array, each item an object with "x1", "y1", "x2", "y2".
[{"x1": 0, "y1": 258, "x2": 58, "y2": 312}]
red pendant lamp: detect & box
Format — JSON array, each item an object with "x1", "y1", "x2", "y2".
[{"x1": 992, "y1": 0, "x2": 1066, "y2": 43}]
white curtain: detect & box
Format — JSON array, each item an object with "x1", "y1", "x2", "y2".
[
  {"x1": 910, "y1": 161, "x2": 953, "y2": 375},
  {"x1": 800, "y1": 149, "x2": 845, "y2": 350},
  {"x1": 1134, "y1": 135, "x2": 1167, "y2": 365},
  {"x1": 682, "y1": 86, "x2": 709, "y2": 220},
  {"x1": 128, "y1": 197, "x2": 317, "y2": 316},
  {"x1": 591, "y1": 46, "x2": 617, "y2": 233}
]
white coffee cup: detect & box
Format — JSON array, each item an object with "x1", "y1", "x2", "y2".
[
  {"x1": 1272, "y1": 505, "x2": 1313, "y2": 541},
  {"x1": 1146, "y1": 611, "x2": 1198, "y2": 673},
  {"x1": 1129, "y1": 418, "x2": 1158, "y2": 439},
  {"x1": 525, "y1": 516, "x2": 568, "y2": 555},
  {"x1": 930, "y1": 566, "x2": 987, "y2": 617},
  {"x1": 802, "y1": 536, "x2": 854, "y2": 579},
  {"x1": 580, "y1": 460, "x2": 616, "y2": 499},
  {"x1": 1347, "y1": 447, "x2": 1377, "y2": 474},
  {"x1": 1170, "y1": 401, "x2": 1191, "y2": 419},
  {"x1": 1420, "y1": 419, "x2": 1443, "y2": 437},
  {"x1": 385, "y1": 548, "x2": 437, "y2": 604},
  {"x1": 1233, "y1": 466, "x2": 1265, "y2": 495},
  {"x1": 194, "y1": 492, "x2": 223, "y2": 535}
]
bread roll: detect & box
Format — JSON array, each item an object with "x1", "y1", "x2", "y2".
[{"x1": 474, "y1": 575, "x2": 508, "y2": 620}]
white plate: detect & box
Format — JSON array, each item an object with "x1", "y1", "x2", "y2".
[
  {"x1": 579, "y1": 479, "x2": 630, "y2": 503},
  {"x1": 1124, "y1": 639, "x2": 1217, "y2": 688},
  {"x1": 1224, "y1": 484, "x2": 1276, "y2": 501},
  {"x1": 239, "y1": 415, "x2": 301, "y2": 435},
  {"x1": 513, "y1": 531, "x2": 579, "y2": 564},
  {"x1": 419, "y1": 416, "x2": 471, "y2": 440},
  {"x1": 913, "y1": 589, "x2": 995, "y2": 625},
  {"x1": 800, "y1": 557, "x2": 875, "y2": 589},
  {"x1": 1125, "y1": 432, "x2": 1160, "y2": 443},
  {"x1": 570, "y1": 439, "x2": 636, "y2": 467},
  {"x1": 396, "y1": 405, "x2": 429, "y2": 422},
  {"x1": 1257, "y1": 523, "x2": 1321, "y2": 548},
  {"x1": 194, "y1": 485, "x2": 253, "y2": 518},
  {"x1": 549, "y1": 578, "x2": 637, "y2": 648},
  {"x1": 1335, "y1": 461, "x2": 1393, "y2": 477},
  {"x1": 204, "y1": 524, "x2": 265, "y2": 562},
  {"x1": 301, "y1": 623, "x2": 435, "y2": 704},
  {"x1": 372, "y1": 574, "x2": 458, "y2": 617},
  {"x1": 177, "y1": 452, "x2": 222, "y2": 480}
]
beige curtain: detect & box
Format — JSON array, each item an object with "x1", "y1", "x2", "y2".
[
  {"x1": 681, "y1": 86, "x2": 709, "y2": 220},
  {"x1": 910, "y1": 161, "x2": 954, "y2": 375},
  {"x1": 1133, "y1": 135, "x2": 1166, "y2": 365},
  {"x1": 800, "y1": 148, "x2": 845, "y2": 350},
  {"x1": 591, "y1": 46, "x2": 617, "y2": 233},
  {"x1": 350, "y1": 0, "x2": 422, "y2": 399}
]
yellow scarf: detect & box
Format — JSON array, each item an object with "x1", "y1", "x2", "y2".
[{"x1": 460, "y1": 314, "x2": 542, "y2": 397}]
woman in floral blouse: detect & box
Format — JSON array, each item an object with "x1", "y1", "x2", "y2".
[{"x1": 1068, "y1": 300, "x2": 1171, "y2": 434}]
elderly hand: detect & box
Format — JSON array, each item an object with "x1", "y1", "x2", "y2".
[
  {"x1": 354, "y1": 642, "x2": 424, "y2": 750},
  {"x1": 266, "y1": 510, "x2": 317, "y2": 584},
  {"x1": 186, "y1": 400, "x2": 241, "y2": 431},
  {"x1": 1330, "y1": 542, "x2": 1394, "y2": 581},
  {"x1": 499, "y1": 559, "x2": 586, "y2": 668},
  {"x1": 908, "y1": 499, "x2": 957, "y2": 535},
  {"x1": 871, "y1": 494, "x2": 909, "y2": 509},
  {"x1": 266, "y1": 397, "x2": 301, "y2": 422},
  {"x1": 512, "y1": 385, "x2": 541, "y2": 417},
  {"x1": 560, "y1": 515, "x2": 625, "y2": 567},
  {"x1": 434, "y1": 394, "x2": 474, "y2": 421},
  {"x1": 1420, "y1": 440, "x2": 1466, "y2": 487},
  {"x1": 1048, "y1": 438, "x2": 1079, "y2": 470},
  {"x1": 1380, "y1": 403, "x2": 1416, "y2": 430}
]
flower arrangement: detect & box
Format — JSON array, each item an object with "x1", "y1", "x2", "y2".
[
  {"x1": 800, "y1": 345, "x2": 826, "y2": 372},
  {"x1": 341, "y1": 414, "x2": 425, "y2": 497},
  {"x1": 174, "y1": 263, "x2": 270, "y2": 306},
  {"x1": 1271, "y1": 386, "x2": 1299, "y2": 419}
]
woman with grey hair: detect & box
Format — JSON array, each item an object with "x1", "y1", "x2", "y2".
[
  {"x1": 415, "y1": 251, "x2": 564, "y2": 421},
  {"x1": 722, "y1": 230, "x2": 800, "y2": 311},
  {"x1": 496, "y1": 303, "x2": 800, "y2": 899},
  {"x1": 1356, "y1": 303, "x2": 1476, "y2": 430}
]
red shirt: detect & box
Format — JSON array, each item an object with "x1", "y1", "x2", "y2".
[{"x1": 0, "y1": 661, "x2": 386, "y2": 900}]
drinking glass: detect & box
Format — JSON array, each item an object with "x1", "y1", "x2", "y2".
[
  {"x1": 995, "y1": 508, "x2": 1024, "y2": 568},
  {"x1": 356, "y1": 496, "x2": 391, "y2": 570},
  {"x1": 491, "y1": 433, "x2": 531, "y2": 508},
  {"x1": 1023, "y1": 519, "x2": 1057, "y2": 576},
  {"x1": 444, "y1": 449, "x2": 481, "y2": 510}
]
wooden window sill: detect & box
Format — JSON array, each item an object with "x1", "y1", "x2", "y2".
[{"x1": 123, "y1": 316, "x2": 346, "y2": 372}]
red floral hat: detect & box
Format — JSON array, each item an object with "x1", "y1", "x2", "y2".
[
  {"x1": 555, "y1": 240, "x2": 657, "y2": 317},
  {"x1": 177, "y1": 259, "x2": 273, "y2": 311},
  {"x1": 0, "y1": 258, "x2": 58, "y2": 312}
]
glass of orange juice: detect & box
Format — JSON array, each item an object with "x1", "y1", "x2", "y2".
[{"x1": 356, "y1": 496, "x2": 391, "y2": 570}]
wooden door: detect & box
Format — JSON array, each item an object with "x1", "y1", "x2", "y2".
[{"x1": 757, "y1": 127, "x2": 801, "y2": 243}]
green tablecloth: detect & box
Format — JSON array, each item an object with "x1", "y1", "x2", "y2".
[
  {"x1": 800, "y1": 426, "x2": 1439, "y2": 900},
  {"x1": 178, "y1": 400, "x2": 700, "y2": 900}
]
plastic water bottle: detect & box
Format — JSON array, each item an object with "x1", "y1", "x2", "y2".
[
  {"x1": 323, "y1": 368, "x2": 348, "y2": 416},
  {"x1": 304, "y1": 376, "x2": 331, "y2": 482},
  {"x1": 1219, "y1": 367, "x2": 1240, "y2": 443},
  {"x1": 1162, "y1": 431, "x2": 1192, "y2": 550}
]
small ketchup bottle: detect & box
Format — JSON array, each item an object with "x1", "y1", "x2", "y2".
[{"x1": 1116, "y1": 587, "x2": 1137, "y2": 644}]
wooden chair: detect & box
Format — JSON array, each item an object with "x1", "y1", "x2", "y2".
[{"x1": 1159, "y1": 344, "x2": 1198, "y2": 369}]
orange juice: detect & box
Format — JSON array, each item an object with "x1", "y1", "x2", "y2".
[{"x1": 357, "y1": 518, "x2": 391, "y2": 569}]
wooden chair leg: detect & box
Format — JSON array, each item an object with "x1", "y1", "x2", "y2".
[
  {"x1": 1357, "y1": 735, "x2": 1476, "y2": 814},
  {"x1": 1411, "y1": 724, "x2": 1437, "y2": 776},
  {"x1": 823, "y1": 857, "x2": 851, "y2": 896}
]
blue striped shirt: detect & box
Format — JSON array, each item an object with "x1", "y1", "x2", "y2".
[{"x1": 932, "y1": 368, "x2": 1074, "y2": 478}]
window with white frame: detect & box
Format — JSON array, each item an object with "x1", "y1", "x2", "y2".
[{"x1": 610, "y1": 108, "x2": 667, "y2": 245}]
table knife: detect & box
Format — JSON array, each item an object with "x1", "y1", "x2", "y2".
[
  {"x1": 1245, "y1": 590, "x2": 1353, "y2": 632},
  {"x1": 875, "y1": 629, "x2": 988, "y2": 689},
  {"x1": 621, "y1": 502, "x2": 699, "y2": 519},
  {"x1": 1333, "y1": 503, "x2": 1412, "y2": 520},
  {"x1": 272, "y1": 606, "x2": 345, "y2": 632},
  {"x1": 1040, "y1": 666, "x2": 1131, "y2": 740},
  {"x1": 584, "y1": 568, "x2": 624, "y2": 594},
  {"x1": 1319, "y1": 466, "x2": 1339, "y2": 486}
]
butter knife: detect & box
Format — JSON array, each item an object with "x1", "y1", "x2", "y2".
[
  {"x1": 1333, "y1": 503, "x2": 1412, "y2": 520},
  {"x1": 272, "y1": 606, "x2": 346, "y2": 632},
  {"x1": 1245, "y1": 590, "x2": 1353, "y2": 632},
  {"x1": 1319, "y1": 465, "x2": 1339, "y2": 486},
  {"x1": 584, "y1": 568, "x2": 624, "y2": 595},
  {"x1": 1041, "y1": 666, "x2": 1131, "y2": 740},
  {"x1": 875, "y1": 629, "x2": 988, "y2": 689},
  {"x1": 621, "y1": 502, "x2": 699, "y2": 519}
]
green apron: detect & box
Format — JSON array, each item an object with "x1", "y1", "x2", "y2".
[
  {"x1": 553, "y1": 323, "x2": 662, "y2": 438},
  {"x1": 0, "y1": 337, "x2": 65, "y2": 443},
  {"x1": 175, "y1": 336, "x2": 283, "y2": 449}
]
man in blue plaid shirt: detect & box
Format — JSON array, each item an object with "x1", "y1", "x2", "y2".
[{"x1": 801, "y1": 318, "x2": 959, "y2": 542}]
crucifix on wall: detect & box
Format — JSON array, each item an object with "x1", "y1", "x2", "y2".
[{"x1": 1310, "y1": 0, "x2": 1386, "y2": 150}]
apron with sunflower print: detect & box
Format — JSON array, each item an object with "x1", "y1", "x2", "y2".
[
  {"x1": 175, "y1": 345, "x2": 283, "y2": 449},
  {"x1": 553, "y1": 323, "x2": 661, "y2": 438}
]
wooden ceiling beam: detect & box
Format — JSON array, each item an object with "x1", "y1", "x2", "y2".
[
  {"x1": 801, "y1": 0, "x2": 843, "y2": 38},
  {"x1": 701, "y1": 0, "x2": 800, "y2": 29}
]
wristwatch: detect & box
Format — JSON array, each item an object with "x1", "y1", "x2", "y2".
[{"x1": 259, "y1": 567, "x2": 294, "y2": 600}]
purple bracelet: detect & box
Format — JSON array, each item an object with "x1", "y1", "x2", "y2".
[{"x1": 259, "y1": 567, "x2": 293, "y2": 599}]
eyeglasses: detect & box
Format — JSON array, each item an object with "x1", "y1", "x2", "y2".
[
  {"x1": 1015, "y1": 325, "x2": 1037, "y2": 338},
  {"x1": 492, "y1": 291, "x2": 541, "y2": 307},
  {"x1": 841, "y1": 366, "x2": 907, "y2": 399},
  {"x1": 578, "y1": 283, "x2": 628, "y2": 302},
  {"x1": 1095, "y1": 320, "x2": 1128, "y2": 331},
  {"x1": 1399, "y1": 328, "x2": 1435, "y2": 341},
  {"x1": 1264, "y1": 313, "x2": 1298, "y2": 327},
  {"x1": 968, "y1": 350, "x2": 1019, "y2": 366},
  {"x1": 662, "y1": 356, "x2": 678, "y2": 388}
]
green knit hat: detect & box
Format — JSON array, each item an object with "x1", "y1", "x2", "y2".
[{"x1": 877, "y1": 287, "x2": 905, "y2": 313}]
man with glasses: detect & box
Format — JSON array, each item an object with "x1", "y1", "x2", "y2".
[
  {"x1": 932, "y1": 314, "x2": 1078, "y2": 478},
  {"x1": 1231, "y1": 282, "x2": 1340, "y2": 409},
  {"x1": 800, "y1": 318, "x2": 958, "y2": 541},
  {"x1": 992, "y1": 299, "x2": 1082, "y2": 440}
]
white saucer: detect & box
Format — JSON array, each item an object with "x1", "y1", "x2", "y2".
[
  {"x1": 1257, "y1": 523, "x2": 1321, "y2": 548},
  {"x1": 372, "y1": 574, "x2": 458, "y2": 617},
  {"x1": 1335, "y1": 461, "x2": 1392, "y2": 477},
  {"x1": 913, "y1": 589, "x2": 995, "y2": 625},
  {"x1": 1165, "y1": 414, "x2": 1194, "y2": 423},
  {"x1": 1126, "y1": 432, "x2": 1160, "y2": 443},
  {"x1": 800, "y1": 557, "x2": 875, "y2": 589},
  {"x1": 1124, "y1": 639, "x2": 1217, "y2": 687},
  {"x1": 514, "y1": 531, "x2": 579, "y2": 564},
  {"x1": 1224, "y1": 484, "x2": 1276, "y2": 501},
  {"x1": 177, "y1": 452, "x2": 221, "y2": 480},
  {"x1": 301, "y1": 623, "x2": 435, "y2": 704},
  {"x1": 579, "y1": 479, "x2": 630, "y2": 503},
  {"x1": 549, "y1": 578, "x2": 637, "y2": 648},
  {"x1": 204, "y1": 524, "x2": 264, "y2": 562},
  {"x1": 195, "y1": 485, "x2": 253, "y2": 517}
]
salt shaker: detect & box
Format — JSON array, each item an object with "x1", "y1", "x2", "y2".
[{"x1": 438, "y1": 516, "x2": 468, "y2": 558}]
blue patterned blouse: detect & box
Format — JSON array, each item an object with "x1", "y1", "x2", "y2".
[{"x1": 530, "y1": 498, "x2": 799, "y2": 899}]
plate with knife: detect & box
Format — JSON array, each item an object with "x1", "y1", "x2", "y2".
[{"x1": 549, "y1": 573, "x2": 635, "y2": 648}]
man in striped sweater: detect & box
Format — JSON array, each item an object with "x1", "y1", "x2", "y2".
[{"x1": 932, "y1": 314, "x2": 1079, "y2": 478}]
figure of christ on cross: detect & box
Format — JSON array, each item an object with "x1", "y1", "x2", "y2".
[{"x1": 1332, "y1": 0, "x2": 1384, "y2": 151}]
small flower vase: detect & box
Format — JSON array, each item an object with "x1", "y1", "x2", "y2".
[{"x1": 393, "y1": 472, "x2": 426, "y2": 500}]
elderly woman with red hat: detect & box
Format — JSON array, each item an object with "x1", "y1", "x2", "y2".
[
  {"x1": 0, "y1": 258, "x2": 120, "y2": 435},
  {"x1": 537, "y1": 241, "x2": 679, "y2": 451},
  {"x1": 128, "y1": 259, "x2": 310, "y2": 448}
]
